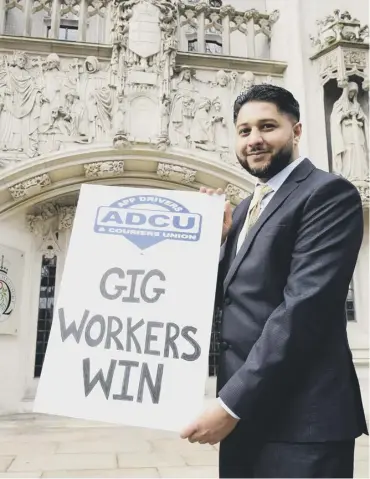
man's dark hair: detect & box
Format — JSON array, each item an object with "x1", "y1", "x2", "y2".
[{"x1": 233, "y1": 84, "x2": 300, "y2": 124}]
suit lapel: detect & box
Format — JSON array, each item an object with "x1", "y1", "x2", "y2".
[
  {"x1": 223, "y1": 158, "x2": 315, "y2": 292},
  {"x1": 219, "y1": 195, "x2": 252, "y2": 268}
]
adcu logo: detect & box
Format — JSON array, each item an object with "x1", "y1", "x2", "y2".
[{"x1": 94, "y1": 195, "x2": 202, "y2": 250}]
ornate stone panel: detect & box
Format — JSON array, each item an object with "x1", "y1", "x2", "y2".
[
  {"x1": 9, "y1": 174, "x2": 51, "y2": 200},
  {"x1": 225, "y1": 183, "x2": 247, "y2": 205},
  {"x1": 157, "y1": 162, "x2": 196, "y2": 185},
  {"x1": 84, "y1": 160, "x2": 125, "y2": 177}
]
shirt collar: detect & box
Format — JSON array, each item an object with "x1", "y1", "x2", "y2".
[{"x1": 255, "y1": 156, "x2": 305, "y2": 192}]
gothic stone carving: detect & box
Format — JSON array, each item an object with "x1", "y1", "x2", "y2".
[
  {"x1": 109, "y1": 0, "x2": 178, "y2": 146},
  {"x1": 0, "y1": 51, "x2": 114, "y2": 164},
  {"x1": 27, "y1": 203, "x2": 77, "y2": 235},
  {"x1": 26, "y1": 202, "x2": 76, "y2": 257},
  {"x1": 157, "y1": 162, "x2": 196, "y2": 185},
  {"x1": 352, "y1": 179, "x2": 370, "y2": 209},
  {"x1": 330, "y1": 82, "x2": 369, "y2": 181},
  {"x1": 191, "y1": 98, "x2": 215, "y2": 151},
  {"x1": 9, "y1": 174, "x2": 51, "y2": 199},
  {"x1": 111, "y1": 0, "x2": 178, "y2": 94},
  {"x1": 310, "y1": 10, "x2": 369, "y2": 54},
  {"x1": 316, "y1": 46, "x2": 368, "y2": 86},
  {"x1": 156, "y1": 93, "x2": 171, "y2": 150},
  {"x1": 58, "y1": 206, "x2": 77, "y2": 230},
  {"x1": 0, "y1": 7, "x2": 281, "y2": 170},
  {"x1": 225, "y1": 183, "x2": 247, "y2": 205},
  {"x1": 84, "y1": 160, "x2": 125, "y2": 178}
]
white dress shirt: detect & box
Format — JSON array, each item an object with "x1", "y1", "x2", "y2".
[{"x1": 218, "y1": 156, "x2": 305, "y2": 420}]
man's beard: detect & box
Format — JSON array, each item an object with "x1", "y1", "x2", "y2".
[{"x1": 237, "y1": 142, "x2": 293, "y2": 179}]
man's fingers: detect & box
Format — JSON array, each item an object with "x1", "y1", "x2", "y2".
[
  {"x1": 199, "y1": 186, "x2": 224, "y2": 196},
  {"x1": 180, "y1": 423, "x2": 197, "y2": 440},
  {"x1": 224, "y1": 200, "x2": 232, "y2": 224}
]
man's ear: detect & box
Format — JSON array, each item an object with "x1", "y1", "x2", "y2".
[{"x1": 293, "y1": 122, "x2": 302, "y2": 146}]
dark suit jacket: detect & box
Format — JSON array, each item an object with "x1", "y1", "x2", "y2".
[{"x1": 216, "y1": 158, "x2": 368, "y2": 442}]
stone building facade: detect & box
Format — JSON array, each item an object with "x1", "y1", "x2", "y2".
[{"x1": 0, "y1": 0, "x2": 368, "y2": 416}]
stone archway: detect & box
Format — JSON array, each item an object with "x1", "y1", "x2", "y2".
[
  {"x1": 0, "y1": 145, "x2": 254, "y2": 219},
  {"x1": 0, "y1": 146, "x2": 254, "y2": 408}
]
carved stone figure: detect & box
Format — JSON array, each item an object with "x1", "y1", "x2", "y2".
[
  {"x1": 81, "y1": 57, "x2": 113, "y2": 142},
  {"x1": 330, "y1": 82, "x2": 369, "y2": 180},
  {"x1": 229, "y1": 71, "x2": 238, "y2": 93},
  {"x1": 39, "y1": 90, "x2": 88, "y2": 152},
  {"x1": 0, "y1": 52, "x2": 42, "y2": 156},
  {"x1": 113, "y1": 92, "x2": 127, "y2": 136},
  {"x1": 240, "y1": 71, "x2": 255, "y2": 93},
  {"x1": 157, "y1": 93, "x2": 171, "y2": 149},
  {"x1": 169, "y1": 68, "x2": 198, "y2": 147},
  {"x1": 161, "y1": 94, "x2": 171, "y2": 132},
  {"x1": 191, "y1": 98, "x2": 214, "y2": 151},
  {"x1": 62, "y1": 91, "x2": 88, "y2": 139},
  {"x1": 211, "y1": 97, "x2": 228, "y2": 151},
  {"x1": 113, "y1": 93, "x2": 130, "y2": 148},
  {"x1": 38, "y1": 54, "x2": 63, "y2": 132},
  {"x1": 215, "y1": 70, "x2": 229, "y2": 87}
]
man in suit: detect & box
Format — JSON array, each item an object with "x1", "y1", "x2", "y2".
[{"x1": 181, "y1": 84, "x2": 368, "y2": 478}]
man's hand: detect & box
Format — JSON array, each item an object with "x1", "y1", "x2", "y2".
[
  {"x1": 180, "y1": 402, "x2": 239, "y2": 445},
  {"x1": 200, "y1": 187, "x2": 232, "y2": 244}
]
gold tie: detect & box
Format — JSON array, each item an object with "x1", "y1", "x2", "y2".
[
  {"x1": 236, "y1": 184, "x2": 273, "y2": 253},
  {"x1": 246, "y1": 184, "x2": 273, "y2": 232}
]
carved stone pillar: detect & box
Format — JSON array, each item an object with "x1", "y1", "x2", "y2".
[
  {"x1": 50, "y1": 0, "x2": 61, "y2": 39},
  {"x1": 245, "y1": 11, "x2": 256, "y2": 58},
  {"x1": 0, "y1": 0, "x2": 6, "y2": 35},
  {"x1": 195, "y1": 4, "x2": 208, "y2": 54},
  {"x1": 105, "y1": 1, "x2": 112, "y2": 44},
  {"x1": 220, "y1": 6, "x2": 234, "y2": 56},
  {"x1": 23, "y1": 0, "x2": 34, "y2": 36},
  {"x1": 78, "y1": 0, "x2": 88, "y2": 42}
]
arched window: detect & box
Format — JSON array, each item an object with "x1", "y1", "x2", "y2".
[
  {"x1": 345, "y1": 282, "x2": 356, "y2": 322},
  {"x1": 206, "y1": 38, "x2": 222, "y2": 54},
  {"x1": 209, "y1": 306, "x2": 222, "y2": 376},
  {"x1": 34, "y1": 254, "x2": 57, "y2": 378}
]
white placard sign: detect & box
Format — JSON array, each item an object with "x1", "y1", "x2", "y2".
[{"x1": 34, "y1": 184, "x2": 224, "y2": 432}]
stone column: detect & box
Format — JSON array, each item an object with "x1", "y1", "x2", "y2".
[
  {"x1": 197, "y1": 12, "x2": 205, "y2": 53},
  {"x1": 0, "y1": 0, "x2": 6, "y2": 35},
  {"x1": 195, "y1": 4, "x2": 208, "y2": 54},
  {"x1": 245, "y1": 13, "x2": 255, "y2": 58},
  {"x1": 50, "y1": 0, "x2": 61, "y2": 39},
  {"x1": 23, "y1": 0, "x2": 33, "y2": 36},
  {"x1": 105, "y1": 1, "x2": 112, "y2": 44},
  {"x1": 221, "y1": 11, "x2": 230, "y2": 55},
  {"x1": 78, "y1": 0, "x2": 88, "y2": 42}
]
